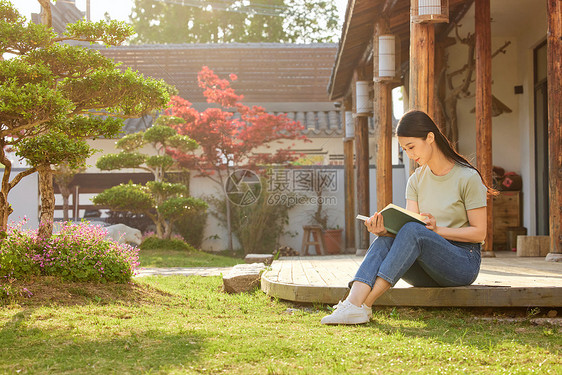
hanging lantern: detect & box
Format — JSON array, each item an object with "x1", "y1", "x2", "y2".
[
  {"x1": 411, "y1": 0, "x2": 449, "y2": 24},
  {"x1": 373, "y1": 33, "x2": 401, "y2": 83},
  {"x1": 345, "y1": 111, "x2": 354, "y2": 138},
  {"x1": 355, "y1": 81, "x2": 372, "y2": 115}
]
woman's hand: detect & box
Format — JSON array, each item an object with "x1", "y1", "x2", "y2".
[
  {"x1": 421, "y1": 212, "x2": 439, "y2": 233},
  {"x1": 365, "y1": 212, "x2": 389, "y2": 236}
]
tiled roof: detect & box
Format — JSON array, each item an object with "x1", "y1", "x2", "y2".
[
  {"x1": 122, "y1": 109, "x2": 345, "y2": 137},
  {"x1": 92, "y1": 43, "x2": 338, "y2": 103}
]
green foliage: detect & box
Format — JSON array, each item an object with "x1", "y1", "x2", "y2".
[
  {"x1": 96, "y1": 152, "x2": 147, "y2": 170},
  {"x1": 210, "y1": 179, "x2": 294, "y2": 254},
  {"x1": 158, "y1": 196, "x2": 208, "y2": 220},
  {"x1": 173, "y1": 203, "x2": 208, "y2": 248},
  {"x1": 63, "y1": 19, "x2": 134, "y2": 45},
  {"x1": 0, "y1": 0, "x2": 174, "y2": 230},
  {"x1": 59, "y1": 116, "x2": 123, "y2": 139},
  {"x1": 0, "y1": 221, "x2": 139, "y2": 283},
  {"x1": 145, "y1": 155, "x2": 174, "y2": 170},
  {"x1": 146, "y1": 181, "x2": 187, "y2": 199},
  {"x1": 130, "y1": 0, "x2": 340, "y2": 44},
  {"x1": 94, "y1": 113, "x2": 202, "y2": 239},
  {"x1": 166, "y1": 134, "x2": 198, "y2": 152},
  {"x1": 0, "y1": 235, "x2": 40, "y2": 280},
  {"x1": 97, "y1": 120, "x2": 198, "y2": 178},
  {"x1": 25, "y1": 43, "x2": 115, "y2": 78},
  {"x1": 15, "y1": 132, "x2": 94, "y2": 169},
  {"x1": 143, "y1": 124, "x2": 177, "y2": 144},
  {"x1": 0, "y1": 2, "x2": 55, "y2": 55},
  {"x1": 140, "y1": 236, "x2": 195, "y2": 251},
  {"x1": 115, "y1": 132, "x2": 144, "y2": 151},
  {"x1": 92, "y1": 182, "x2": 154, "y2": 213}
]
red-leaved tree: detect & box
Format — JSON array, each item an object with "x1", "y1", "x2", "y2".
[{"x1": 167, "y1": 66, "x2": 308, "y2": 250}]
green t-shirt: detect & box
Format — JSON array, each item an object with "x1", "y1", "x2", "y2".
[{"x1": 406, "y1": 163, "x2": 487, "y2": 229}]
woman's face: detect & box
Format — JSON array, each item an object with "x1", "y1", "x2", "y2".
[{"x1": 398, "y1": 133, "x2": 435, "y2": 166}]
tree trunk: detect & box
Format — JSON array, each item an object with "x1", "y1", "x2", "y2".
[
  {"x1": 155, "y1": 215, "x2": 165, "y2": 238},
  {"x1": 225, "y1": 194, "x2": 233, "y2": 251},
  {"x1": 37, "y1": 166, "x2": 55, "y2": 239},
  {"x1": 0, "y1": 191, "x2": 12, "y2": 234},
  {"x1": 59, "y1": 185, "x2": 71, "y2": 221},
  {"x1": 37, "y1": 0, "x2": 52, "y2": 28},
  {"x1": 0, "y1": 147, "x2": 14, "y2": 233},
  {"x1": 163, "y1": 220, "x2": 172, "y2": 239},
  {"x1": 219, "y1": 171, "x2": 234, "y2": 251}
]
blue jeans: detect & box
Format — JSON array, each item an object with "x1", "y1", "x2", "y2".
[{"x1": 352, "y1": 222, "x2": 481, "y2": 288}]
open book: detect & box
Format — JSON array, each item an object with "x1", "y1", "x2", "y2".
[{"x1": 356, "y1": 203, "x2": 427, "y2": 235}]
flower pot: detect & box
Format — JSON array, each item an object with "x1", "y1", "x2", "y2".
[{"x1": 323, "y1": 229, "x2": 343, "y2": 254}]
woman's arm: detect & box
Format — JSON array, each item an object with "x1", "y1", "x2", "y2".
[
  {"x1": 423, "y1": 207, "x2": 487, "y2": 243},
  {"x1": 406, "y1": 199, "x2": 419, "y2": 213}
]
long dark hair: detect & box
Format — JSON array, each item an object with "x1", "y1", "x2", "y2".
[{"x1": 396, "y1": 110, "x2": 497, "y2": 195}]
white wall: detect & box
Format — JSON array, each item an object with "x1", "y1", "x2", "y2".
[
  {"x1": 450, "y1": 0, "x2": 547, "y2": 235},
  {"x1": 5, "y1": 169, "x2": 39, "y2": 229},
  {"x1": 189, "y1": 166, "x2": 407, "y2": 252}
]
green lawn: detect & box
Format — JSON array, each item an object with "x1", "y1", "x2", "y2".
[
  {"x1": 138, "y1": 248, "x2": 244, "y2": 268},
  {"x1": 0, "y1": 276, "x2": 560, "y2": 374}
]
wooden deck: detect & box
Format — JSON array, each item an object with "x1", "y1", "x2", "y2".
[{"x1": 261, "y1": 252, "x2": 562, "y2": 307}]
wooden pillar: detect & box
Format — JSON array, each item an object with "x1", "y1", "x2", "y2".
[
  {"x1": 546, "y1": 0, "x2": 562, "y2": 261},
  {"x1": 373, "y1": 83, "x2": 393, "y2": 210},
  {"x1": 475, "y1": 0, "x2": 495, "y2": 257},
  {"x1": 409, "y1": 20, "x2": 435, "y2": 174},
  {"x1": 343, "y1": 98, "x2": 356, "y2": 253},
  {"x1": 409, "y1": 23, "x2": 435, "y2": 117},
  {"x1": 373, "y1": 19, "x2": 394, "y2": 210},
  {"x1": 434, "y1": 40, "x2": 448, "y2": 136},
  {"x1": 355, "y1": 115, "x2": 370, "y2": 251},
  {"x1": 354, "y1": 69, "x2": 371, "y2": 252}
]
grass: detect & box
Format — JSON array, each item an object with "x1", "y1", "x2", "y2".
[
  {"x1": 1, "y1": 276, "x2": 560, "y2": 374},
  {"x1": 138, "y1": 248, "x2": 244, "y2": 268}
]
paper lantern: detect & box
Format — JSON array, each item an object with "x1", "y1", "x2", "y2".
[
  {"x1": 345, "y1": 111, "x2": 354, "y2": 138},
  {"x1": 355, "y1": 81, "x2": 372, "y2": 115},
  {"x1": 411, "y1": 0, "x2": 449, "y2": 23},
  {"x1": 373, "y1": 34, "x2": 401, "y2": 82}
]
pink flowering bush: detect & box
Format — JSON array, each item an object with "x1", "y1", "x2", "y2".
[{"x1": 0, "y1": 221, "x2": 139, "y2": 284}]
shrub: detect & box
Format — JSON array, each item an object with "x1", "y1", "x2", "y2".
[
  {"x1": 209, "y1": 179, "x2": 295, "y2": 254},
  {"x1": 106, "y1": 211, "x2": 154, "y2": 233},
  {"x1": 0, "y1": 221, "x2": 140, "y2": 283},
  {"x1": 140, "y1": 236, "x2": 195, "y2": 251},
  {"x1": 0, "y1": 220, "x2": 42, "y2": 280},
  {"x1": 173, "y1": 205, "x2": 207, "y2": 248}
]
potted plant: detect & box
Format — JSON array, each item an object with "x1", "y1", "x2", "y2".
[{"x1": 311, "y1": 188, "x2": 342, "y2": 255}]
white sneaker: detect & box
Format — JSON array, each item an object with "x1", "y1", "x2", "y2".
[
  {"x1": 321, "y1": 300, "x2": 370, "y2": 325},
  {"x1": 332, "y1": 301, "x2": 372, "y2": 318}
]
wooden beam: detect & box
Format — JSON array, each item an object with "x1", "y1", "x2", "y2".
[
  {"x1": 475, "y1": 0, "x2": 494, "y2": 257},
  {"x1": 546, "y1": 0, "x2": 562, "y2": 261},
  {"x1": 382, "y1": 0, "x2": 400, "y2": 15},
  {"x1": 343, "y1": 97, "x2": 356, "y2": 253}
]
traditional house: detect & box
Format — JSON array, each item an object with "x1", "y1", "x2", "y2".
[
  {"x1": 90, "y1": 43, "x2": 345, "y2": 165},
  {"x1": 329, "y1": 0, "x2": 560, "y2": 260}
]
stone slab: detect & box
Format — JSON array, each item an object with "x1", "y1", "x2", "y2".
[
  {"x1": 223, "y1": 263, "x2": 267, "y2": 293},
  {"x1": 245, "y1": 254, "x2": 274, "y2": 265}
]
